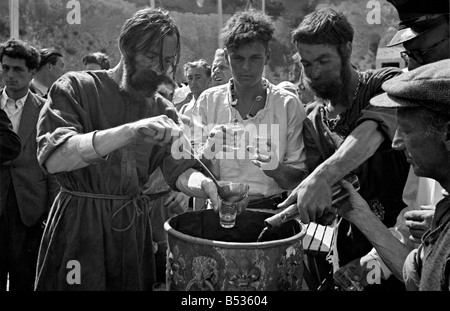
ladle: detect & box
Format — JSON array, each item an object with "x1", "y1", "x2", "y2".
[{"x1": 138, "y1": 126, "x2": 247, "y2": 201}]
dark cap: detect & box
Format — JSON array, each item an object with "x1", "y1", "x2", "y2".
[
  {"x1": 370, "y1": 59, "x2": 450, "y2": 117},
  {"x1": 386, "y1": 0, "x2": 450, "y2": 47}
]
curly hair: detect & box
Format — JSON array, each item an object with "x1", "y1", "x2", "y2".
[
  {"x1": 0, "y1": 39, "x2": 40, "y2": 70},
  {"x1": 220, "y1": 9, "x2": 274, "y2": 51},
  {"x1": 292, "y1": 8, "x2": 354, "y2": 46}
]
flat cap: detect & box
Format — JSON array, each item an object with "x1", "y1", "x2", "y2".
[
  {"x1": 386, "y1": 0, "x2": 449, "y2": 47},
  {"x1": 370, "y1": 59, "x2": 450, "y2": 117}
]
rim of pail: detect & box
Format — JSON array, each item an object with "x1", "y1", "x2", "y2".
[{"x1": 163, "y1": 217, "x2": 306, "y2": 249}]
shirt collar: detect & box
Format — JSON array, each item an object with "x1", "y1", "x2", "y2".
[
  {"x1": 0, "y1": 89, "x2": 29, "y2": 110},
  {"x1": 31, "y1": 79, "x2": 48, "y2": 96}
]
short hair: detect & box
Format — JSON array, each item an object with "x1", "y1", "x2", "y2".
[
  {"x1": 220, "y1": 9, "x2": 274, "y2": 51},
  {"x1": 214, "y1": 48, "x2": 226, "y2": 59},
  {"x1": 118, "y1": 8, "x2": 181, "y2": 74},
  {"x1": 183, "y1": 59, "x2": 211, "y2": 78},
  {"x1": 0, "y1": 38, "x2": 40, "y2": 70},
  {"x1": 82, "y1": 52, "x2": 110, "y2": 70},
  {"x1": 292, "y1": 8, "x2": 354, "y2": 46},
  {"x1": 38, "y1": 48, "x2": 63, "y2": 70}
]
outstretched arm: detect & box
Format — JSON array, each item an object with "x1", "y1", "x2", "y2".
[{"x1": 278, "y1": 120, "x2": 385, "y2": 223}]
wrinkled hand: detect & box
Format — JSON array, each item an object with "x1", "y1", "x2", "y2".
[
  {"x1": 133, "y1": 115, "x2": 183, "y2": 146},
  {"x1": 201, "y1": 178, "x2": 220, "y2": 212},
  {"x1": 336, "y1": 179, "x2": 371, "y2": 222},
  {"x1": 163, "y1": 191, "x2": 190, "y2": 215},
  {"x1": 277, "y1": 173, "x2": 333, "y2": 224},
  {"x1": 404, "y1": 205, "x2": 435, "y2": 243}
]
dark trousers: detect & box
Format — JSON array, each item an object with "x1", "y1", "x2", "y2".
[{"x1": 0, "y1": 185, "x2": 44, "y2": 291}]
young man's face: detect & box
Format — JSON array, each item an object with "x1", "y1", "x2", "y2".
[
  {"x1": 226, "y1": 40, "x2": 269, "y2": 89},
  {"x1": 296, "y1": 42, "x2": 347, "y2": 103},
  {"x1": 185, "y1": 66, "x2": 210, "y2": 99},
  {"x1": 1, "y1": 55, "x2": 35, "y2": 95},
  {"x1": 393, "y1": 109, "x2": 448, "y2": 180}
]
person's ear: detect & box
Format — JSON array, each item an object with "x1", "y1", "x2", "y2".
[
  {"x1": 265, "y1": 48, "x2": 271, "y2": 65},
  {"x1": 46, "y1": 63, "x2": 53, "y2": 72}
]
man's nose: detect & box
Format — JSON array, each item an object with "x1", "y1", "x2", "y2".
[
  {"x1": 391, "y1": 129, "x2": 405, "y2": 151},
  {"x1": 242, "y1": 59, "x2": 251, "y2": 71}
]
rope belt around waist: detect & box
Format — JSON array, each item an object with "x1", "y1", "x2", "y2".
[
  {"x1": 247, "y1": 192, "x2": 288, "y2": 210},
  {"x1": 60, "y1": 187, "x2": 151, "y2": 232}
]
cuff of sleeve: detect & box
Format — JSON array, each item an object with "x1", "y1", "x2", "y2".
[
  {"x1": 175, "y1": 168, "x2": 209, "y2": 198},
  {"x1": 77, "y1": 131, "x2": 107, "y2": 164},
  {"x1": 367, "y1": 249, "x2": 392, "y2": 280}
]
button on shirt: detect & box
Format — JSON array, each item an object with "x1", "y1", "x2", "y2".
[{"x1": 0, "y1": 90, "x2": 28, "y2": 133}]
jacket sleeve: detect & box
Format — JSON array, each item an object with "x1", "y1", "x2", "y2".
[{"x1": 0, "y1": 108, "x2": 21, "y2": 163}]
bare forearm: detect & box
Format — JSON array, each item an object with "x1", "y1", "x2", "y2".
[
  {"x1": 315, "y1": 121, "x2": 384, "y2": 184},
  {"x1": 45, "y1": 123, "x2": 135, "y2": 173},
  {"x1": 349, "y1": 209, "x2": 410, "y2": 281}
]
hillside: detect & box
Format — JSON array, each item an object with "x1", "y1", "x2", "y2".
[{"x1": 0, "y1": 0, "x2": 400, "y2": 84}]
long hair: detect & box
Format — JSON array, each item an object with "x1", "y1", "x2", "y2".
[{"x1": 119, "y1": 8, "x2": 181, "y2": 76}]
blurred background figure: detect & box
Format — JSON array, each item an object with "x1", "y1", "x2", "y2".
[
  {"x1": 29, "y1": 48, "x2": 65, "y2": 98},
  {"x1": 178, "y1": 59, "x2": 211, "y2": 118},
  {"x1": 210, "y1": 48, "x2": 232, "y2": 87},
  {"x1": 82, "y1": 51, "x2": 111, "y2": 70},
  {"x1": 277, "y1": 80, "x2": 299, "y2": 97}
]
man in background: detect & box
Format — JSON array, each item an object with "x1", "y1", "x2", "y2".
[{"x1": 29, "y1": 48, "x2": 65, "y2": 98}]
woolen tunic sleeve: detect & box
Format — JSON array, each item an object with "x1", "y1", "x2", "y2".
[{"x1": 36, "y1": 73, "x2": 95, "y2": 174}]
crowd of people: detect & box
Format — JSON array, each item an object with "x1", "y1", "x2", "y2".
[{"x1": 0, "y1": 0, "x2": 449, "y2": 291}]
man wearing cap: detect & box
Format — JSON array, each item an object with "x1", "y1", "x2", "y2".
[
  {"x1": 338, "y1": 59, "x2": 450, "y2": 290},
  {"x1": 385, "y1": 0, "x2": 449, "y2": 245},
  {"x1": 387, "y1": 0, "x2": 449, "y2": 70}
]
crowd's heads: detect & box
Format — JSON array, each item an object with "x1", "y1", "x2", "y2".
[
  {"x1": 0, "y1": 38, "x2": 40, "y2": 71},
  {"x1": 119, "y1": 7, "x2": 180, "y2": 77},
  {"x1": 292, "y1": 8, "x2": 354, "y2": 57},
  {"x1": 183, "y1": 59, "x2": 211, "y2": 99},
  {"x1": 386, "y1": 0, "x2": 449, "y2": 47},
  {"x1": 220, "y1": 9, "x2": 274, "y2": 52},
  {"x1": 82, "y1": 52, "x2": 110, "y2": 70}
]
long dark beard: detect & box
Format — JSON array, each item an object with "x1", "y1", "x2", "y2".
[
  {"x1": 303, "y1": 59, "x2": 353, "y2": 108},
  {"x1": 121, "y1": 56, "x2": 169, "y2": 99}
]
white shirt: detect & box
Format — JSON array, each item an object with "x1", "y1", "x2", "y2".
[
  {"x1": 191, "y1": 79, "x2": 307, "y2": 199},
  {"x1": 0, "y1": 89, "x2": 28, "y2": 133}
]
